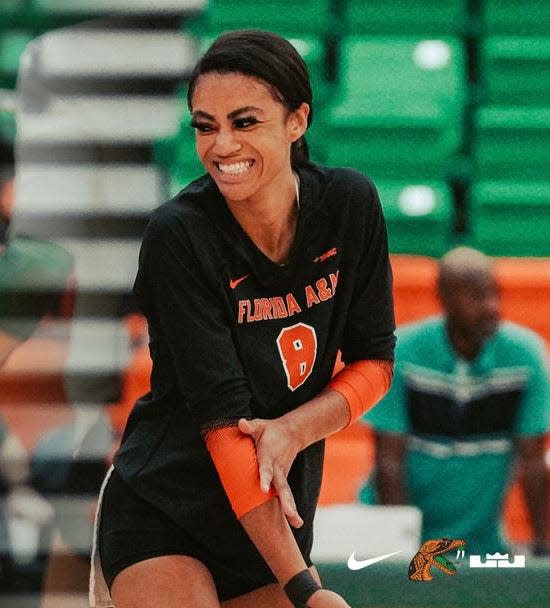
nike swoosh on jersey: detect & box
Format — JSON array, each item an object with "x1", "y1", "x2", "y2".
[
  {"x1": 347, "y1": 550, "x2": 401, "y2": 570},
  {"x1": 229, "y1": 274, "x2": 249, "y2": 289}
]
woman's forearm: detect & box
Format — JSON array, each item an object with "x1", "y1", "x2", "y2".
[
  {"x1": 235, "y1": 360, "x2": 393, "y2": 548},
  {"x1": 281, "y1": 359, "x2": 393, "y2": 451},
  {"x1": 281, "y1": 389, "x2": 350, "y2": 452},
  {"x1": 239, "y1": 496, "x2": 308, "y2": 583}
]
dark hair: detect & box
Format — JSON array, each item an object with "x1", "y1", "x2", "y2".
[{"x1": 187, "y1": 29, "x2": 313, "y2": 168}]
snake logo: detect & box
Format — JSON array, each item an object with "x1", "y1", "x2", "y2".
[{"x1": 408, "y1": 538, "x2": 466, "y2": 581}]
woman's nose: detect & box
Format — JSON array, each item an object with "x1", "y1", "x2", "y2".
[{"x1": 213, "y1": 129, "x2": 241, "y2": 156}]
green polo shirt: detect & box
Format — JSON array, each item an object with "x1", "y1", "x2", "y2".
[{"x1": 362, "y1": 317, "x2": 550, "y2": 554}]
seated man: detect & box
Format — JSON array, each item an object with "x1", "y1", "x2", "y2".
[{"x1": 361, "y1": 247, "x2": 550, "y2": 555}]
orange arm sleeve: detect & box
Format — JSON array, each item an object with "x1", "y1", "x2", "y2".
[
  {"x1": 204, "y1": 425, "x2": 277, "y2": 519},
  {"x1": 328, "y1": 359, "x2": 393, "y2": 426}
]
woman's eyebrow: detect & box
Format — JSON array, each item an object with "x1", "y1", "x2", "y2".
[
  {"x1": 191, "y1": 110, "x2": 215, "y2": 121},
  {"x1": 227, "y1": 106, "x2": 263, "y2": 119},
  {"x1": 191, "y1": 106, "x2": 264, "y2": 121}
]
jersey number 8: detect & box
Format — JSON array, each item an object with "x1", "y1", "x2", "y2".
[{"x1": 276, "y1": 323, "x2": 318, "y2": 391}]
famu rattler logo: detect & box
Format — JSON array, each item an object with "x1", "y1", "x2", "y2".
[{"x1": 408, "y1": 538, "x2": 466, "y2": 581}]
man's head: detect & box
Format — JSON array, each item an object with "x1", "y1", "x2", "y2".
[{"x1": 437, "y1": 247, "x2": 500, "y2": 348}]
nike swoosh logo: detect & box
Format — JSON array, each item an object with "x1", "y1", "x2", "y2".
[
  {"x1": 229, "y1": 274, "x2": 249, "y2": 289},
  {"x1": 347, "y1": 551, "x2": 401, "y2": 570}
]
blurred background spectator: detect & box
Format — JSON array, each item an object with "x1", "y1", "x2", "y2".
[{"x1": 360, "y1": 247, "x2": 550, "y2": 556}]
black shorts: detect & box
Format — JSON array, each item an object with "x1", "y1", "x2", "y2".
[{"x1": 98, "y1": 468, "x2": 312, "y2": 601}]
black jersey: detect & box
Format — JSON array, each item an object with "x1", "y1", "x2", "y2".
[{"x1": 113, "y1": 164, "x2": 395, "y2": 562}]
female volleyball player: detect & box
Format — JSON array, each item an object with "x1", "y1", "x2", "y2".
[{"x1": 91, "y1": 30, "x2": 395, "y2": 608}]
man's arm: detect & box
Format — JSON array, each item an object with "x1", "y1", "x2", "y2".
[
  {"x1": 374, "y1": 431, "x2": 408, "y2": 505},
  {"x1": 516, "y1": 435, "x2": 549, "y2": 553}
]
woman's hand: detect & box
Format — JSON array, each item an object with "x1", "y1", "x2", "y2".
[
  {"x1": 307, "y1": 589, "x2": 352, "y2": 607},
  {"x1": 238, "y1": 416, "x2": 304, "y2": 528}
]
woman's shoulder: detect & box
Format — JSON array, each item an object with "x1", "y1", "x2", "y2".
[
  {"x1": 306, "y1": 164, "x2": 380, "y2": 207},
  {"x1": 148, "y1": 175, "x2": 217, "y2": 233},
  {"x1": 303, "y1": 164, "x2": 382, "y2": 228},
  {"x1": 307, "y1": 164, "x2": 376, "y2": 190},
  {"x1": 139, "y1": 176, "x2": 223, "y2": 264}
]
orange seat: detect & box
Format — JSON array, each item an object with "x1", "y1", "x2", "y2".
[
  {"x1": 391, "y1": 254, "x2": 440, "y2": 326},
  {"x1": 106, "y1": 314, "x2": 151, "y2": 436},
  {"x1": 494, "y1": 257, "x2": 550, "y2": 342},
  {"x1": 319, "y1": 422, "x2": 374, "y2": 505}
]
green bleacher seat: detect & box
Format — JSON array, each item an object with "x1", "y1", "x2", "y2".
[
  {"x1": 0, "y1": 0, "x2": 27, "y2": 29},
  {"x1": 376, "y1": 181, "x2": 453, "y2": 256},
  {"x1": 1, "y1": 0, "x2": 26, "y2": 15},
  {"x1": 473, "y1": 106, "x2": 550, "y2": 180},
  {"x1": 0, "y1": 31, "x2": 33, "y2": 85},
  {"x1": 0, "y1": 99, "x2": 16, "y2": 143},
  {"x1": 470, "y1": 181, "x2": 550, "y2": 256},
  {"x1": 483, "y1": 0, "x2": 550, "y2": 36},
  {"x1": 289, "y1": 36, "x2": 330, "y2": 106},
  {"x1": 481, "y1": 37, "x2": 550, "y2": 105},
  {"x1": 192, "y1": 0, "x2": 331, "y2": 37},
  {"x1": 346, "y1": 0, "x2": 468, "y2": 35},
  {"x1": 3, "y1": 0, "x2": 26, "y2": 8},
  {"x1": 168, "y1": 167, "x2": 201, "y2": 197},
  {"x1": 317, "y1": 36, "x2": 465, "y2": 179},
  {"x1": 155, "y1": 122, "x2": 202, "y2": 189},
  {"x1": 0, "y1": 111, "x2": 13, "y2": 142}
]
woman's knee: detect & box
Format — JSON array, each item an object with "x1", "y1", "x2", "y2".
[{"x1": 221, "y1": 565, "x2": 321, "y2": 608}]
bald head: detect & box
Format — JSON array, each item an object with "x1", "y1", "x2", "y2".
[
  {"x1": 437, "y1": 247, "x2": 500, "y2": 350},
  {"x1": 438, "y1": 247, "x2": 493, "y2": 296}
]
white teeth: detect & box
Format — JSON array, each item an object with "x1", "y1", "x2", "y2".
[{"x1": 217, "y1": 161, "x2": 252, "y2": 175}]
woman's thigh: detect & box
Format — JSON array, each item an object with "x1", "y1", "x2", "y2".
[
  {"x1": 111, "y1": 554, "x2": 220, "y2": 608},
  {"x1": 110, "y1": 559, "x2": 321, "y2": 608}
]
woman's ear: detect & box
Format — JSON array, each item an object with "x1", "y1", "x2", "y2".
[{"x1": 287, "y1": 102, "x2": 310, "y2": 143}]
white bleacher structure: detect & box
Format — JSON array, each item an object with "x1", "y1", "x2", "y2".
[
  {"x1": 38, "y1": 30, "x2": 197, "y2": 78},
  {"x1": 2, "y1": 8, "x2": 200, "y2": 603},
  {"x1": 15, "y1": 164, "x2": 163, "y2": 214},
  {"x1": 312, "y1": 504, "x2": 421, "y2": 564},
  {"x1": 14, "y1": 19, "x2": 198, "y2": 284},
  {"x1": 34, "y1": 0, "x2": 206, "y2": 14},
  {"x1": 18, "y1": 95, "x2": 182, "y2": 143}
]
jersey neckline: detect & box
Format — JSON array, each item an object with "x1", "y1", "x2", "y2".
[{"x1": 201, "y1": 165, "x2": 322, "y2": 282}]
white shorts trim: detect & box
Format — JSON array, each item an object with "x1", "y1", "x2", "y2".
[{"x1": 89, "y1": 465, "x2": 115, "y2": 608}]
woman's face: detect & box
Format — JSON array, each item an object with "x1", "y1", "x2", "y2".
[{"x1": 190, "y1": 72, "x2": 308, "y2": 205}]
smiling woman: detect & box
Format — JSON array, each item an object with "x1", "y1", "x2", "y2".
[
  {"x1": 90, "y1": 30, "x2": 395, "y2": 608},
  {"x1": 189, "y1": 72, "x2": 308, "y2": 264}
]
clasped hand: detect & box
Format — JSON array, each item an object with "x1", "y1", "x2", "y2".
[
  {"x1": 238, "y1": 416, "x2": 304, "y2": 528},
  {"x1": 237, "y1": 418, "x2": 352, "y2": 607}
]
